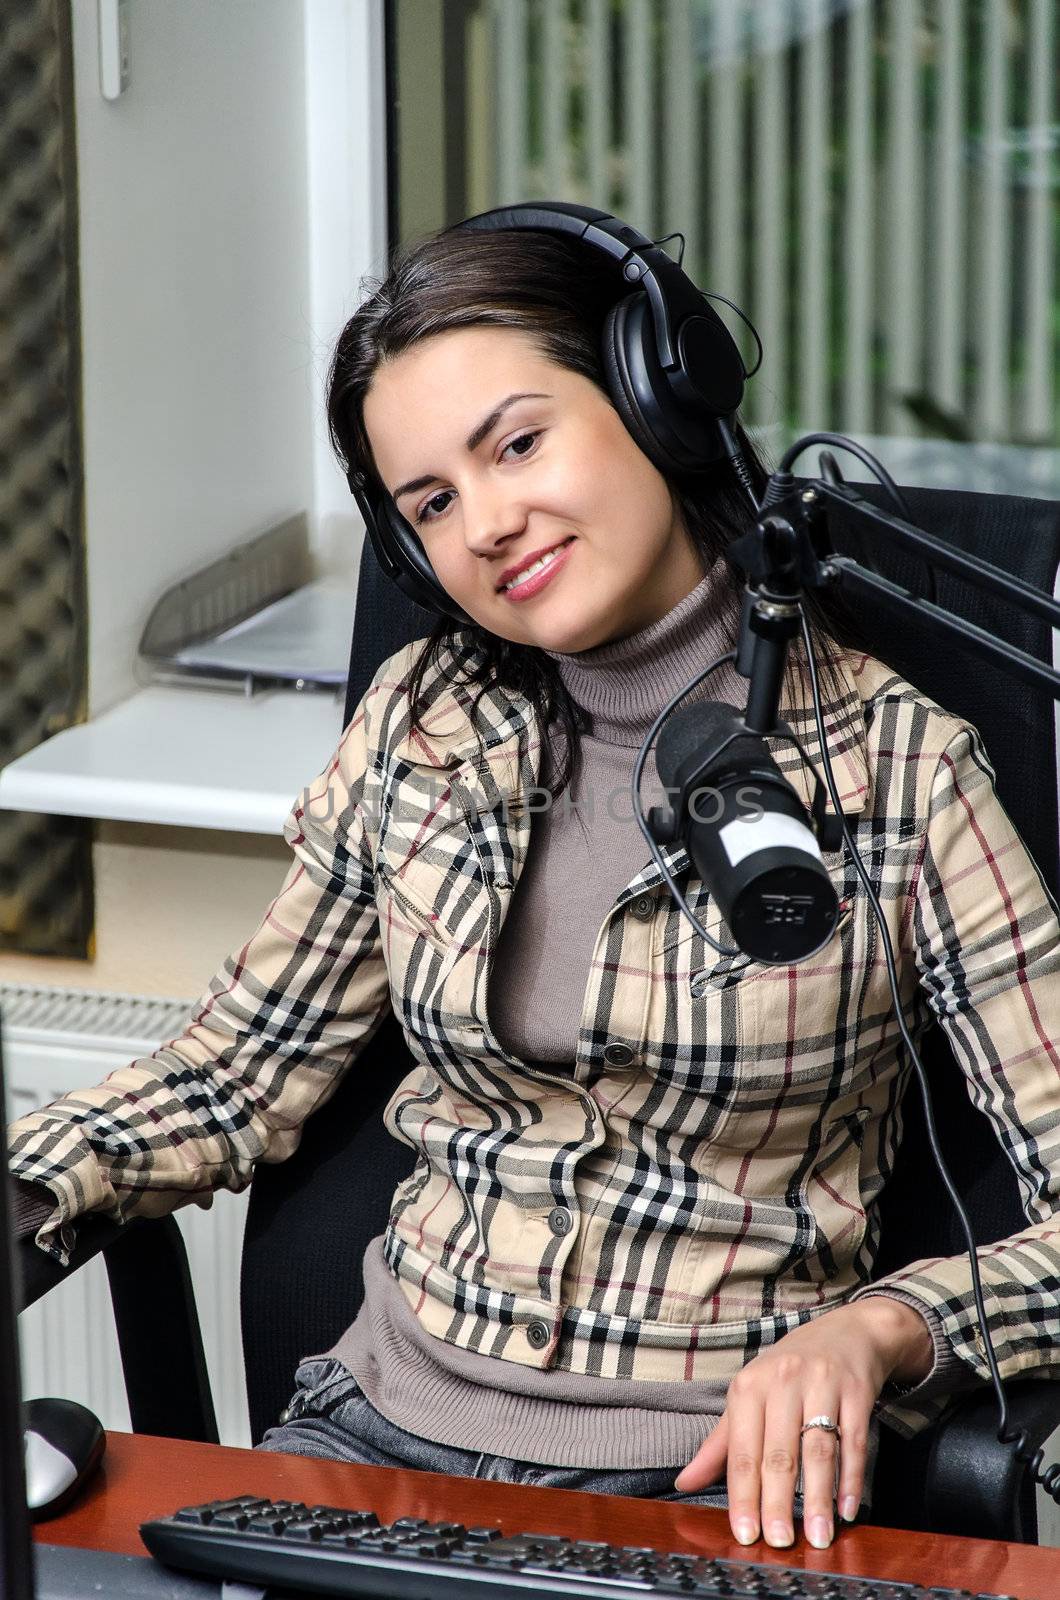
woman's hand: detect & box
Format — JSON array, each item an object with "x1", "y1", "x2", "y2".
[{"x1": 674, "y1": 1298, "x2": 934, "y2": 1550}]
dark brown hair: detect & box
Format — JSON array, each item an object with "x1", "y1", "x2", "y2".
[{"x1": 326, "y1": 225, "x2": 851, "y2": 795}]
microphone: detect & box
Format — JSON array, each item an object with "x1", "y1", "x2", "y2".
[{"x1": 651, "y1": 702, "x2": 840, "y2": 964}]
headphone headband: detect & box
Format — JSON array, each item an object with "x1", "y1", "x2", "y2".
[{"x1": 458, "y1": 203, "x2": 708, "y2": 383}]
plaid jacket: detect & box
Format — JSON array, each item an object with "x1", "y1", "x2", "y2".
[{"x1": 9, "y1": 636, "x2": 1060, "y2": 1434}]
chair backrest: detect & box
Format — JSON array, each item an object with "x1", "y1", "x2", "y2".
[
  {"x1": 241, "y1": 560, "x2": 435, "y2": 1443},
  {"x1": 829, "y1": 486, "x2": 1060, "y2": 1273},
  {"x1": 241, "y1": 484, "x2": 1060, "y2": 1445}
]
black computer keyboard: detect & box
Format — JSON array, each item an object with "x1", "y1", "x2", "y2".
[{"x1": 140, "y1": 1496, "x2": 1013, "y2": 1600}]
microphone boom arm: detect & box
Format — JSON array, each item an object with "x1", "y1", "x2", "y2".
[{"x1": 733, "y1": 477, "x2": 1060, "y2": 720}]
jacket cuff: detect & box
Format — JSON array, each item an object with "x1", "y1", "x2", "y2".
[{"x1": 853, "y1": 1286, "x2": 980, "y2": 1433}]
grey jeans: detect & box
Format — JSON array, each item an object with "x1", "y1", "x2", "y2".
[{"x1": 257, "y1": 1355, "x2": 730, "y2": 1506}]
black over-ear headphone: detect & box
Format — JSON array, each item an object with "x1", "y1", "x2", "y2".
[{"x1": 346, "y1": 200, "x2": 757, "y2": 626}]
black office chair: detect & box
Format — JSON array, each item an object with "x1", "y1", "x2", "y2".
[{"x1": 17, "y1": 484, "x2": 1060, "y2": 1544}]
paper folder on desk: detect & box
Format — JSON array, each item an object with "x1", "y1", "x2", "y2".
[{"x1": 139, "y1": 513, "x2": 354, "y2": 693}]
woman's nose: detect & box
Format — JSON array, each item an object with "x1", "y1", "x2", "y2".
[{"x1": 461, "y1": 484, "x2": 529, "y2": 555}]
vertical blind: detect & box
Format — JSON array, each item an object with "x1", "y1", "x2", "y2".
[{"x1": 404, "y1": 0, "x2": 1055, "y2": 453}]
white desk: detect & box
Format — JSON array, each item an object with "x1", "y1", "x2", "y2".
[{"x1": 0, "y1": 684, "x2": 344, "y2": 834}]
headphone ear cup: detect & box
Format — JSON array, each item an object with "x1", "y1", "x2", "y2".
[
  {"x1": 603, "y1": 294, "x2": 729, "y2": 474},
  {"x1": 367, "y1": 493, "x2": 474, "y2": 626},
  {"x1": 601, "y1": 297, "x2": 671, "y2": 470}
]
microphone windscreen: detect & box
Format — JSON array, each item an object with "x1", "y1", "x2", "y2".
[{"x1": 656, "y1": 702, "x2": 759, "y2": 783}]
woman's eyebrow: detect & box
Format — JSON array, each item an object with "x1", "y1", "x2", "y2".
[{"x1": 391, "y1": 391, "x2": 552, "y2": 502}]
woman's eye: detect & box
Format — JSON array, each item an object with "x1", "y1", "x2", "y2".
[
  {"x1": 504, "y1": 430, "x2": 539, "y2": 460},
  {"x1": 413, "y1": 430, "x2": 541, "y2": 526},
  {"x1": 415, "y1": 491, "x2": 453, "y2": 526}
]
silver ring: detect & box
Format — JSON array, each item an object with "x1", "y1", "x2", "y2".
[
  {"x1": 796, "y1": 1416, "x2": 842, "y2": 1501},
  {"x1": 800, "y1": 1414, "x2": 841, "y2": 1440}
]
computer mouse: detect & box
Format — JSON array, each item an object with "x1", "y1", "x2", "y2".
[{"x1": 24, "y1": 1395, "x2": 106, "y2": 1519}]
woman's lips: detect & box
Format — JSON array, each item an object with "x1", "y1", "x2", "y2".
[{"x1": 499, "y1": 538, "x2": 575, "y2": 603}]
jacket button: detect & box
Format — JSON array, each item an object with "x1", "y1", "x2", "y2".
[
  {"x1": 603, "y1": 1042, "x2": 635, "y2": 1067},
  {"x1": 548, "y1": 1206, "x2": 573, "y2": 1236},
  {"x1": 526, "y1": 1320, "x2": 551, "y2": 1350},
  {"x1": 629, "y1": 894, "x2": 654, "y2": 921}
]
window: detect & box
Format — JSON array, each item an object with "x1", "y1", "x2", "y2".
[{"x1": 388, "y1": 0, "x2": 1056, "y2": 494}]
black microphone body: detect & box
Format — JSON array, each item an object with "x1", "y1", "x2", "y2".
[{"x1": 654, "y1": 703, "x2": 839, "y2": 964}]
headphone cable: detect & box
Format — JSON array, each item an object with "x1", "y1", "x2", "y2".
[{"x1": 718, "y1": 416, "x2": 762, "y2": 515}]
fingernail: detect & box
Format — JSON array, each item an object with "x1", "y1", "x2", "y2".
[
  {"x1": 673, "y1": 1473, "x2": 689, "y2": 1492},
  {"x1": 733, "y1": 1519, "x2": 757, "y2": 1546},
  {"x1": 840, "y1": 1495, "x2": 859, "y2": 1523},
  {"x1": 807, "y1": 1516, "x2": 832, "y2": 1549},
  {"x1": 766, "y1": 1521, "x2": 793, "y2": 1547}
]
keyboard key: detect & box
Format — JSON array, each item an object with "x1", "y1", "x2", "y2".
[
  {"x1": 246, "y1": 1515, "x2": 287, "y2": 1535},
  {"x1": 207, "y1": 1509, "x2": 251, "y2": 1529}
]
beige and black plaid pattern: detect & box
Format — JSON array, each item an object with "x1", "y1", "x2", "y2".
[{"x1": 9, "y1": 639, "x2": 1060, "y2": 1435}]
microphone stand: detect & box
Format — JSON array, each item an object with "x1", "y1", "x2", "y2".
[{"x1": 729, "y1": 472, "x2": 1060, "y2": 717}]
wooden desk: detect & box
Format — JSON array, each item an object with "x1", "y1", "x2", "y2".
[{"x1": 33, "y1": 1431, "x2": 1057, "y2": 1598}]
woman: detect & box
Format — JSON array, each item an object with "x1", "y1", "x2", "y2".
[{"x1": 9, "y1": 219, "x2": 1060, "y2": 1556}]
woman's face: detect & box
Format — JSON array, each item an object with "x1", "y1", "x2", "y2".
[{"x1": 362, "y1": 326, "x2": 704, "y2": 653}]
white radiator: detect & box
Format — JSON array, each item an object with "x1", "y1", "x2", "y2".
[{"x1": 2, "y1": 983, "x2": 251, "y2": 1448}]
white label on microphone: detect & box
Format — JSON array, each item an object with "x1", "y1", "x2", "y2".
[{"x1": 719, "y1": 812, "x2": 823, "y2": 869}]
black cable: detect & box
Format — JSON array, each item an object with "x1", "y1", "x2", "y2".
[
  {"x1": 798, "y1": 610, "x2": 1060, "y2": 1508},
  {"x1": 653, "y1": 230, "x2": 687, "y2": 268},
  {"x1": 778, "y1": 432, "x2": 912, "y2": 520},
  {"x1": 703, "y1": 292, "x2": 764, "y2": 379},
  {"x1": 718, "y1": 417, "x2": 761, "y2": 516},
  {"x1": 772, "y1": 432, "x2": 938, "y2": 609}
]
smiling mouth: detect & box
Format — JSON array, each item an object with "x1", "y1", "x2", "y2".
[{"x1": 499, "y1": 538, "x2": 575, "y2": 593}]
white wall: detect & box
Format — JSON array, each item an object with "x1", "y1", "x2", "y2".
[{"x1": 72, "y1": 0, "x2": 316, "y2": 716}]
